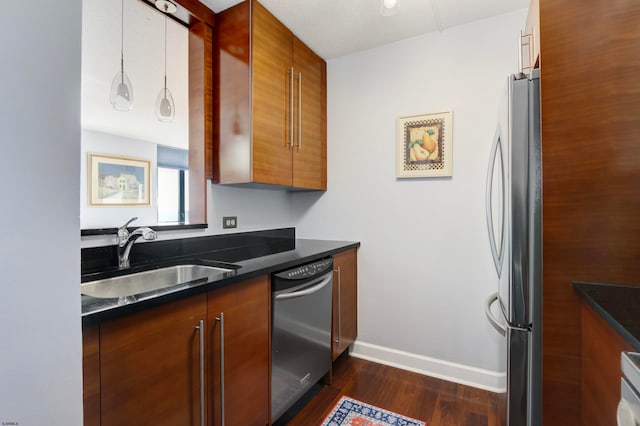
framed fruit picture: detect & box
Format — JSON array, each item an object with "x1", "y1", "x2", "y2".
[{"x1": 396, "y1": 110, "x2": 453, "y2": 178}]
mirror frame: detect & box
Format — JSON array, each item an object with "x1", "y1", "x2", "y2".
[{"x1": 81, "y1": 0, "x2": 214, "y2": 235}]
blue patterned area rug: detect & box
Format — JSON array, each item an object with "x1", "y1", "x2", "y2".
[{"x1": 321, "y1": 396, "x2": 426, "y2": 426}]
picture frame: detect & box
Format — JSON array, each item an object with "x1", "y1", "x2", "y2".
[
  {"x1": 396, "y1": 110, "x2": 453, "y2": 178},
  {"x1": 88, "y1": 153, "x2": 151, "y2": 206}
]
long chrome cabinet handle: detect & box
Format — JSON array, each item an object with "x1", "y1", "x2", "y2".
[
  {"x1": 288, "y1": 67, "x2": 294, "y2": 150},
  {"x1": 215, "y1": 313, "x2": 225, "y2": 426},
  {"x1": 195, "y1": 320, "x2": 205, "y2": 426},
  {"x1": 297, "y1": 72, "x2": 302, "y2": 151},
  {"x1": 335, "y1": 267, "x2": 342, "y2": 346}
]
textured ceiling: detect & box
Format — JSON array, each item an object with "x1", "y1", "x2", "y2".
[{"x1": 206, "y1": 0, "x2": 529, "y2": 59}]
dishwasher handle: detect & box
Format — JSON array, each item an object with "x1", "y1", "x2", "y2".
[{"x1": 274, "y1": 274, "x2": 332, "y2": 301}]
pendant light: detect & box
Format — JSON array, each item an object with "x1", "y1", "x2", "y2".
[
  {"x1": 155, "y1": 1, "x2": 177, "y2": 123},
  {"x1": 109, "y1": 0, "x2": 134, "y2": 111}
]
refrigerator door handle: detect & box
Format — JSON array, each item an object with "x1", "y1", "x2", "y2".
[
  {"x1": 485, "y1": 292, "x2": 507, "y2": 336},
  {"x1": 485, "y1": 126, "x2": 506, "y2": 277}
]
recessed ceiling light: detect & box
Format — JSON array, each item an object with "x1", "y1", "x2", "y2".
[{"x1": 380, "y1": 0, "x2": 399, "y2": 16}]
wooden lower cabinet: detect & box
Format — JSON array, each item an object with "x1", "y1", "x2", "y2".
[
  {"x1": 100, "y1": 294, "x2": 208, "y2": 426},
  {"x1": 82, "y1": 324, "x2": 100, "y2": 426},
  {"x1": 581, "y1": 302, "x2": 633, "y2": 425},
  {"x1": 208, "y1": 276, "x2": 270, "y2": 426},
  {"x1": 83, "y1": 275, "x2": 271, "y2": 426},
  {"x1": 332, "y1": 248, "x2": 358, "y2": 361}
]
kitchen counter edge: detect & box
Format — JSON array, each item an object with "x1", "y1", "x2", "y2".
[
  {"x1": 82, "y1": 239, "x2": 360, "y2": 326},
  {"x1": 573, "y1": 281, "x2": 640, "y2": 352}
]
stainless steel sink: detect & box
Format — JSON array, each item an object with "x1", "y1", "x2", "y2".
[{"x1": 81, "y1": 264, "x2": 234, "y2": 299}]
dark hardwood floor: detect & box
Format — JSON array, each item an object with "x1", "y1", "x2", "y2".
[{"x1": 285, "y1": 354, "x2": 506, "y2": 426}]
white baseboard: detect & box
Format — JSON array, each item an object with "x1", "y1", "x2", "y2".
[{"x1": 349, "y1": 341, "x2": 506, "y2": 393}]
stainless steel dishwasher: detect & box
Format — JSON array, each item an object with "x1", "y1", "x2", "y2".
[{"x1": 271, "y1": 258, "x2": 333, "y2": 423}]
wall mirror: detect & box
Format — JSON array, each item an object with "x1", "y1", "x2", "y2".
[{"x1": 80, "y1": 0, "x2": 213, "y2": 233}]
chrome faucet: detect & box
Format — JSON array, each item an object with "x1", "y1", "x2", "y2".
[{"x1": 117, "y1": 217, "x2": 157, "y2": 269}]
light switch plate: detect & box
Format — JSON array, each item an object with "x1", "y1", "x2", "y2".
[{"x1": 222, "y1": 216, "x2": 237, "y2": 229}]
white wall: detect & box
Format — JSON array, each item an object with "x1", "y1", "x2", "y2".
[
  {"x1": 81, "y1": 183, "x2": 294, "y2": 248},
  {"x1": 0, "y1": 0, "x2": 83, "y2": 424},
  {"x1": 293, "y1": 9, "x2": 527, "y2": 391},
  {"x1": 207, "y1": 185, "x2": 293, "y2": 233}
]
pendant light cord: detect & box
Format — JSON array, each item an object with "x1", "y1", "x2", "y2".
[
  {"x1": 164, "y1": 14, "x2": 168, "y2": 92},
  {"x1": 120, "y1": 0, "x2": 125, "y2": 74}
]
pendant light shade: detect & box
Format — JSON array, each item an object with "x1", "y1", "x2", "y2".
[
  {"x1": 155, "y1": 8, "x2": 175, "y2": 123},
  {"x1": 110, "y1": 0, "x2": 134, "y2": 110},
  {"x1": 155, "y1": 79, "x2": 175, "y2": 122}
]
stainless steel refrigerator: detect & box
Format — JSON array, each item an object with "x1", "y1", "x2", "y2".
[{"x1": 484, "y1": 69, "x2": 542, "y2": 426}]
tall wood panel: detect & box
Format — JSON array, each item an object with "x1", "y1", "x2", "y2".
[
  {"x1": 188, "y1": 21, "x2": 213, "y2": 223},
  {"x1": 539, "y1": 0, "x2": 640, "y2": 423}
]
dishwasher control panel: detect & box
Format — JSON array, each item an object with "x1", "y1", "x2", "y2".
[{"x1": 274, "y1": 258, "x2": 333, "y2": 280}]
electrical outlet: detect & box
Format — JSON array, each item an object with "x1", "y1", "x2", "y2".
[{"x1": 222, "y1": 216, "x2": 237, "y2": 229}]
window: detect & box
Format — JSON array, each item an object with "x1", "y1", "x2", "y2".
[{"x1": 157, "y1": 145, "x2": 189, "y2": 223}]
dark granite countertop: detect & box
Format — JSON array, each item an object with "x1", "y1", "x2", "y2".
[
  {"x1": 574, "y1": 281, "x2": 640, "y2": 351},
  {"x1": 82, "y1": 236, "x2": 359, "y2": 326}
]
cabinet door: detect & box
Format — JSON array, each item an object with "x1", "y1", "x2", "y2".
[
  {"x1": 251, "y1": 0, "x2": 293, "y2": 187},
  {"x1": 215, "y1": 1, "x2": 252, "y2": 184},
  {"x1": 332, "y1": 248, "x2": 358, "y2": 361},
  {"x1": 293, "y1": 37, "x2": 327, "y2": 190},
  {"x1": 100, "y1": 294, "x2": 208, "y2": 426},
  {"x1": 208, "y1": 276, "x2": 270, "y2": 426},
  {"x1": 82, "y1": 325, "x2": 100, "y2": 426}
]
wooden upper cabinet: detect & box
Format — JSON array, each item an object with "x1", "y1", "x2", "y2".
[
  {"x1": 293, "y1": 37, "x2": 327, "y2": 190},
  {"x1": 99, "y1": 294, "x2": 208, "y2": 426},
  {"x1": 332, "y1": 248, "x2": 358, "y2": 361},
  {"x1": 214, "y1": 0, "x2": 327, "y2": 190},
  {"x1": 251, "y1": 0, "x2": 294, "y2": 187}
]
